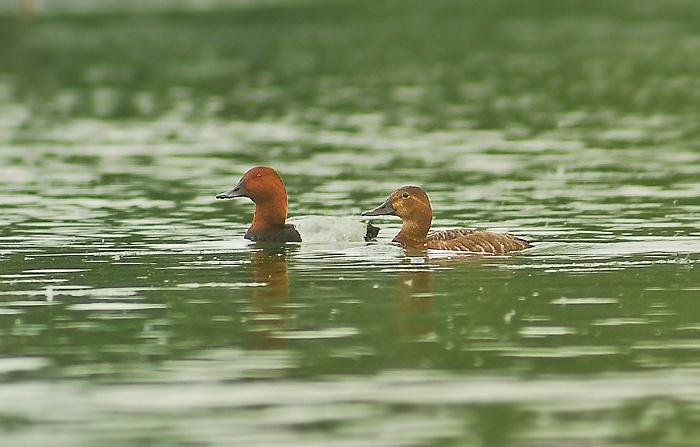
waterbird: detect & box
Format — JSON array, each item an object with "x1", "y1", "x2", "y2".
[
  {"x1": 216, "y1": 166, "x2": 379, "y2": 243},
  {"x1": 362, "y1": 186, "x2": 530, "y2": 254}
]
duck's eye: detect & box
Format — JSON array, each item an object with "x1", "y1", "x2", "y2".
[
  {"x1": 255, "y1": 173, "x2": 262, "y2": 178},
  {"x1": 401, "y1": 192, "x2": 410, "y2": 199}
]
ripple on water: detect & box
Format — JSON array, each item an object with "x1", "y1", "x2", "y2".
[
  {"x1": 519, "y1": 326, "x2": 576, "y2": 338},
  {"x1": 550, "y1": 297, "x2": 619, "y2": 305},
  {"x1": 271, "y1": 327, "x2": 360, "y2": 340},
  {"x1": 146, "y1": 349, "x2": 298, "y2": 382},
  {"x1": 0, "y1": 278, "x2": 67, "y2": 285},
  {"x1": 592, "y1": 318, "x2": 653, "y2": 326},
  {"x1": 0, "y1": 357, "x2": 50, "y2": 374},
  {"x1": 0, "y1": 287, "x2": 155, "y2": 298},
  {"x1": 75, "y1": 368, "x2": 700, "y2": 415},
  {"x1": 177, "y1": 282, "x2": 267, "y2": 288},
  {"x1": 1, "y1": 301, "x2": 59, "y2": 307},
  {"x1": 68, "y1": 303, "x2": 166, "y2": 311},
  {"x1": 501, "y1": 346, "x2": 620, "y2": 358},
  {"x1": 632, "y1": 341, "x2": 700, "y2": 352}
]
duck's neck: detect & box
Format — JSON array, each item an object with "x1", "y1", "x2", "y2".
[
  {"x1": 249, "y1": 196, "x2": 288, "y2": 233},
  {"x1": 393, "y1": 214, "x2": 432, "y2": 248}
]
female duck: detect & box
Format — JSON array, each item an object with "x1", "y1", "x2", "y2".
[
  {"x1": 217, "y1": 166, "x2": 379, "y2": 243},
  {"x1": 362, "y1": 186, "x2": 529, "y2": 254}
]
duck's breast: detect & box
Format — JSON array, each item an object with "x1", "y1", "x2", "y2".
[
  {"x1": 288, "y1": 216, "x2": 378, "y2": 243},
  {"x1": 427, "y1": 229, "x2": 530, "y2": 254},
  {"x1": 245, "y1": 224, "x2": 302, "y2": 242}
]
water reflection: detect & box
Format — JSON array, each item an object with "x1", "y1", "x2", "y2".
[
  {"x1": 245, "y1": 247, "x2": 291, "y2": 350},
  {"x1": 395, "y1": 266, "x2": 434, "y2": 345}
]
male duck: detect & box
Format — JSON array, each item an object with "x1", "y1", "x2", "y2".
[
  {"x1": 217, "y1": 166, "x2": 379, "y2": 243},
  {"x1": 362, "y1": 186, "x2": 530, "y2": 254}
]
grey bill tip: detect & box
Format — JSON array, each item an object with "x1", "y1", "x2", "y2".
[{"x1": 216, "y1": 186, "x2": 244, "y2": 199}]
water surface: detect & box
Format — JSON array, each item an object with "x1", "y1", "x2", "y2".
[{"x1": 1, "y1": 1, "x2": 699, "y2": 446}]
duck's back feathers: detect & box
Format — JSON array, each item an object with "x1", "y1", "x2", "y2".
[{"x1": 426, "y1": 229, "x2": 530, "y2": 254}]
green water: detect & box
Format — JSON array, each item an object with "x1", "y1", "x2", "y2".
[{"x1": 1, "y1": 1, "x2": 700, "y2": 445}]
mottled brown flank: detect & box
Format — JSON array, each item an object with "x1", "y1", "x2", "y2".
[
  {"x1": 426, "y1": 229, "x2": 530, "y2": 254},
  {"x1": 369, "y1": 184, "x2": 531, "y2": 253}
]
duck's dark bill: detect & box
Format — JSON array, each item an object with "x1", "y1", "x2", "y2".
[
  {"x1": 216, "y1": 181, "x2": 247, "y2": 199},
  {"x1": 362, "y1": 196, "x2": 396, "y2": 216}
]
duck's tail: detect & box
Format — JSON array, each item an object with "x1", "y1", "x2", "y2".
[{"x1": 364, "y1": 223, "x2": 380, "y2": 241}]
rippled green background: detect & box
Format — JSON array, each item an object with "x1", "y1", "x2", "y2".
[{"x1": 1, "y1": 1, "x2": 699, "y2": 446}]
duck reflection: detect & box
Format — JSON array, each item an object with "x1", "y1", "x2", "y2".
[
  {"x1": 395, "y1": 263, "x2": 435, "y2": 346},
  {"x1": 245, "y1": 246, "x2": 291, "y2": 349}
]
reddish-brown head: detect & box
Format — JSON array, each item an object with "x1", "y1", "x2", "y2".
[{"x1": 217, "y1": 166, "x2": 289, "y2": 230}]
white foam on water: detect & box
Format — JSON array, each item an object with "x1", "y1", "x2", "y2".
[{"x1": 289, "y1": 216, "x2": 373, "y2": 244}]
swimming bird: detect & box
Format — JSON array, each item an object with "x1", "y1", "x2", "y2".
[
  {"x1": 216, "y1": 166, "x2": 379, "y2": 243},
  {"x1": 362, "y1": 186, "x2": 530, "y2": 254}
]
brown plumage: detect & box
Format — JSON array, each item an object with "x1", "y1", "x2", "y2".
[
  {"x1": 427, "y1": 229, "x2": 529, "y2": 254},
  {"x1": 362, "y1": 186, "x2": 530, "y2": 254}
]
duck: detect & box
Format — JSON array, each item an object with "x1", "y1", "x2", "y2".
[
  {"x1": 216, "y1": 166, "x2": 379, "y2": 243},
  {"x1": 362, "y1": 186, "x2": 530, "y2": 254}
]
